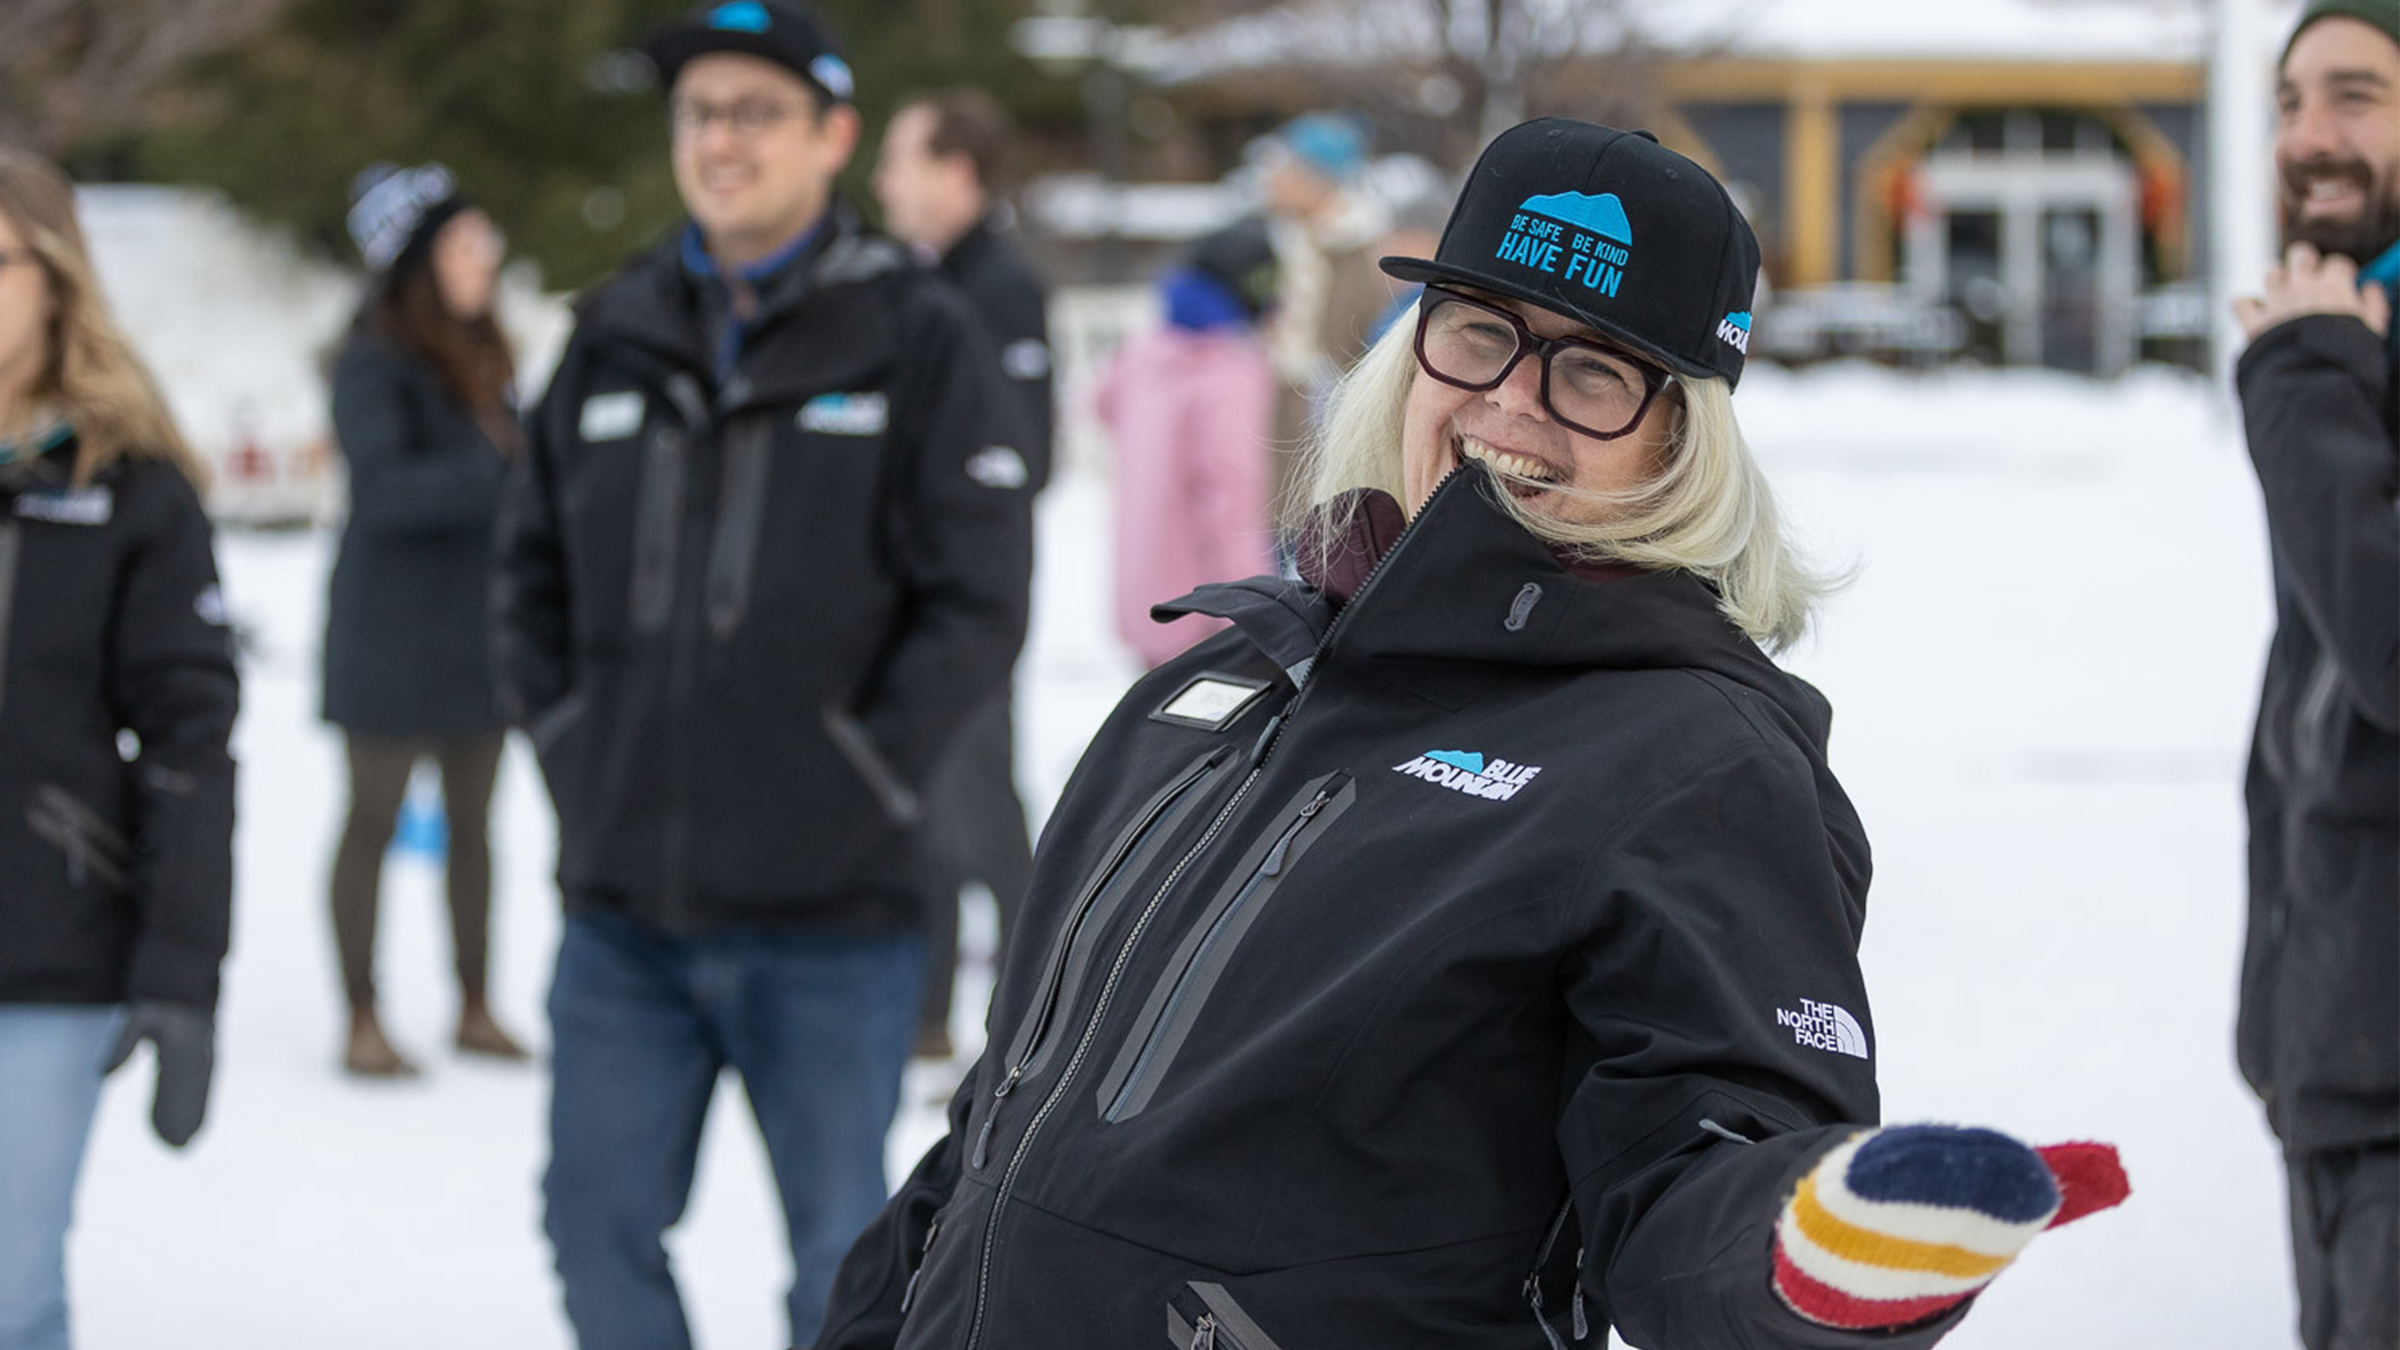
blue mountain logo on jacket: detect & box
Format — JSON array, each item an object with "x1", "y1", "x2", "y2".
[
  {"x1": 798, "y1": 391, "x2": 889, "y2": 436},
  {"x1": 1493, "y1": 192, "x2": 1632, "y2": 298},
  {"x1": 1392, "y1": 748, "x2": 1543, "y2": 801},
  {"x1": 1717, "y1": 311, "x2": 1752, "y2": 354}
]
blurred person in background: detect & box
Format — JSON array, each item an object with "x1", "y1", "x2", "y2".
[
  {"x1": 1369, "y1": 186, "x2": 1452, "y2": 342},
  {"x1": 322, "y1": 162, "x2": 529, "y2": 1078},
  {"x1": 1095, "y1": 219, "x2": 1278, "y2": 668},
  {"x1": 2229, "y1": 3, "x2": 2400, "y2": 1345},
  {"x1": 816, "y1": 119, "x2": 2128, "y2": 1350},
  {"x1": 1260, "y1": 111, "x2": 1390, "y2": 553},
  {"x1": 490, "y1": 3, "x2": 1032, "y2": 1346},
  {"x1": 873, "y1": 86, "x2": 1050, "y2": 1062},
  {"x1": 0, "y1": 147, "x2": 236, "y2": 1350}
]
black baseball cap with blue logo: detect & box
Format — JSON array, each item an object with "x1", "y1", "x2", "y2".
[
  {"x1": 643, "y1": 0, "x2": 856, "y2": 106},
  {"x1": 1381, "y1": 118, "x2": 1762, "y2": 387}
]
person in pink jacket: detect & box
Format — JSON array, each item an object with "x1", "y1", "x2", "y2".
[{"x1": 1097, "y1": 221, "x2": 1280, "y2": 668}]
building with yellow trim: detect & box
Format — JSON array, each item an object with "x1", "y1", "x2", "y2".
[{"x1": 1149, "y1": 0, "x2": 2237, "y2": 373}]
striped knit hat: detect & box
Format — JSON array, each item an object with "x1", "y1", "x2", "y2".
[{"x1": 1773, "y1": 1125, "x2": 2130, "y2": 1329}]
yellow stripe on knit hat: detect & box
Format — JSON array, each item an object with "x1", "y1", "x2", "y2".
[{"x1": 1790, "y1": 1175, "x2": 2015, "y2": 1280}]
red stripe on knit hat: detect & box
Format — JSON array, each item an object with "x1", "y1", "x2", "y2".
[{"x1": 1772, "y1": 1243, "x2": 1970, "y2": 1329}]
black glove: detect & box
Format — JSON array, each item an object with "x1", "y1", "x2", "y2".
[{"x1": 103, "y1": 1001, "x2": 216, "y2": 1148}]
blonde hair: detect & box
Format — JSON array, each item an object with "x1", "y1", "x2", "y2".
[
  {"x1": 1299, "y1": 301, "x2": 1830, "y2": 652},
  {"x1": 0, "y1": 148, "x2": 203, "y2": 488}
]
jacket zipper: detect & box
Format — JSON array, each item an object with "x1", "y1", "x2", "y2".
[
  {"x1": 961, "y1": 468, "x2": 1467, "y2": 1350},
  {"x1": 658, "y1": 372, "x2": 712, "y2": 929},
  {"x1": 974, "y1": 747, "x2": 1228, "y2": 1168},
  {"x1": 1522, "y1": 1191, "x2": 1588, "y2": 1349},
  {"x1": 1101, "y1": 775, "x2": 1348, "y2": 1122},
  {"x1": 1193, "y1": 1313, "x2": 1218, "y2": 1350},
  {"x1": 0, "y1": 520, "x2": 19, "y2": 726}
]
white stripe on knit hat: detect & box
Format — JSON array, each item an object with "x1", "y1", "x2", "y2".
[
  {"x1": 1809, "y1": 1133, "x2": 2057, "y2": 1258},
  {"x1": 1775, "y1": 1208, "x2": 1994, "y2": 1302}
]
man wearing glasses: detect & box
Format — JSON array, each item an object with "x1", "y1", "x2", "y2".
[{"x1": 491, "y1": 4, "x2": 1033, "y2": 1348}]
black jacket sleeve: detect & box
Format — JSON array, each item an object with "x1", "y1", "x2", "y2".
[
  {"x1": 490, "y1": 343, "x2": 580, "y2": 727},
  {"x1": 971, "y1": 269, "x2": 1054, "y2": 492},
  {"x1": 858, "y1": 292, "x2": 1035, "y2": 785},
  {"x1": 2236, "y1": 314, "x2": 2399, "y2": 730},
  {"x1": 106, "y1": 466, "x2": 238, "y2": 1010},
  {"x1": 814, "y1": 1065, "x2": 979, "y2": 1350},
  {"x1": 1559, "y1": 737, "x2": 1966, "y2": 1348},
  {"x1": 331, "y1": 337, "x2": 507, "y2": 537}
]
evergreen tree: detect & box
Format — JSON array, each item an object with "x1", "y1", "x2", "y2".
[{"x1": 124, "y1": 0, "x2": 1075, "y2": 289}]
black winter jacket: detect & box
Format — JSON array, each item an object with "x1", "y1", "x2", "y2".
[
  {"x1": 819, "y1": 469, "x2": 1960, "y2": 1350},
  {"x1": 939, "y1": 218, "x2": 1052, "y2": 493},
  {"x1": 323, "y1": 327, "x2": 510, "y2": 737},
  {"x1": 0, "y1": 438, "x2": 237, "y2": 1010},
  {"x1": 2233, "y1": 312, "x2": 2399, "y2": 1153},
  {"x1": 492, "y1": 209, "x2": 1034, "y2": 933}
]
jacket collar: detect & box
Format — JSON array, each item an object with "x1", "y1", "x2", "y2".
[
  {"x1": 585, "y1": 201, "x2": 906, "y2": 369},
  {"x1": 1158, "y1": 464, "x2": 1833, "y2": 746}
]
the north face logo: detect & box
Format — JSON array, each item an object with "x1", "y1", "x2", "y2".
[
  {"x1": 1776, "y1": 998, "x2": 1869, "y2": 1059},
  {"x1": 1390, "y1": 749, "x2": 1542, "y2": 801}
]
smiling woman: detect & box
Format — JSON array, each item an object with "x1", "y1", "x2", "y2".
[{"x1": 815, "y1": 118, "x2": 2128, "y2": 1350}]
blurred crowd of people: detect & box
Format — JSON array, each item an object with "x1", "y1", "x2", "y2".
[{"x1": 0, "y1": 0, "x2": 2392, "y2": 1348}]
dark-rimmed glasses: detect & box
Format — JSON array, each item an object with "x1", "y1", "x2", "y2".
[
  {"x1": 668, "y1": 96, "x2": 807, "y2": 139},
  {"x1": 1412, "y1": 285, "x2": 1675, "y2": 440}
]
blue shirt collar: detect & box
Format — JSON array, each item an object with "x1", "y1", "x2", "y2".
[
  {"x1": 680, "y1": 217, "x2": 824, "y2": 286},
  {"x1": 2360, "y1": 238, "x2": 2400, "y2": 296}
]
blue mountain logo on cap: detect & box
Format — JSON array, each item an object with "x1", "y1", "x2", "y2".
[
  {"x1": 1494, "y1": 192, "x2": 1633, "y2": 298},
  {"x1": 1519, "y1": 192, "x2": 1632, "y2": 242},
  {"x1": 1425, "y1": 749, "x2": 1485, "y2": 773},
  {"x1": 1717, "y1": 310, "x2": 1752, "y2": 353},
  {"x1": 709, "y1": 1, "x2": 772, "y2": 31}
]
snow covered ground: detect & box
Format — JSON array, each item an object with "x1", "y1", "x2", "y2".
[{"x1": 67, "y1": 360, "x2": 2293, "y2": 1349}]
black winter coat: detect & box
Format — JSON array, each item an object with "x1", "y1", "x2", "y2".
[
  {"x1": 492, "y1": 209, "x2": 1034, "y2": 933},
  {"x1": 0, "y1": 438, "x2": 237, "y2": 1010},
  {"x1": 939, "y1": 218, "x2": 1052, "y2": 493},
  {"x1": 819, "y1": 469, "x2": 1959, "y2": 1350},
  {"x1": 2234, "y1": 312, "x2": 2399, "y2": 1153},
  {"x1": 322, "y1": 328, "x2": 510, "y2": 737}
]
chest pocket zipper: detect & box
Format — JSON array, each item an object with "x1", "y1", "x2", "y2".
[
  {"x1": 1098, "y1": 772, "x2": 1354, "y2": 1123},
  {"x1": 1168, "y1": 1283, "x2": 1285, "y2": 1350},
  {"x1": 974, "y1": 746, "x2": 1230, "y2": 1169}
]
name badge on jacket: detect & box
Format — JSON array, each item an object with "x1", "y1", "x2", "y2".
[{"x1": 14, "y1": 486, "x2": 113, "y2": 525}]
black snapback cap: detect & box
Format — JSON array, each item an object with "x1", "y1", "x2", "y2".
[
  {"x1": 644, "y1": 0, "x2": 855, "y2": 105},
  {"x1": 1382, "y1": 119, "x2": 1761, "y2": 387}
]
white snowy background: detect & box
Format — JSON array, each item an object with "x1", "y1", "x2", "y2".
[{"x1": 59, "y1": 195, "x2": 2294, "y2": 1350}]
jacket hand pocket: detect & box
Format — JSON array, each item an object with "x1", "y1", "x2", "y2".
[
  {"x1": 27, "y1": 784, "x2": 131, "y2": 890},
  {"x1": 821, "y1": 705, "x2": 923, "y2": 826},
  {"x1": 1167, "y1": 1282, "x2": 1287, "y2": 1350}
]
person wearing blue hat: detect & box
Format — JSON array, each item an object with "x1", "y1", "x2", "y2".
[
  {"x1": 490, "y1": 3, "x2": 1034, "y2": 1347},
  {"x1": 1260, "y1": 112, "x2": 1395, "y2": 560},
  {"x1": 2229, "y1": 5, "x2": 2400, "y2": 1346}
]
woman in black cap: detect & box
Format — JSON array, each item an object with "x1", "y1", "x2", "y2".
[
  {"x1": 322, "y1": 162, "x2": 527, "y2": 1076},
  {"x1": 819, "y1": 120, "x2": 2127, "y2": 1350}
]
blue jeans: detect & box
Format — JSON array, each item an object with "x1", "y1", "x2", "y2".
[
  {"x1": 542, "y1": 912, "x2": 923, "y2": 1350},
  {"x1": 0, "y1": 1006, "x2": 122, "y2": 1350}
]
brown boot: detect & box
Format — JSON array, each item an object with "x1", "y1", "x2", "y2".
[
  {"x1": 455, "y1": 998, "x2": 531, "y2": 1061},
  {"x1": 344, "y1": 1008, "x2": 421, "y2": 1078}
]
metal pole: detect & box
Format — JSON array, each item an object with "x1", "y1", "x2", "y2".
[{"x1": 2209, "y1": 0, "x2": 2277, "y2": 383}]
